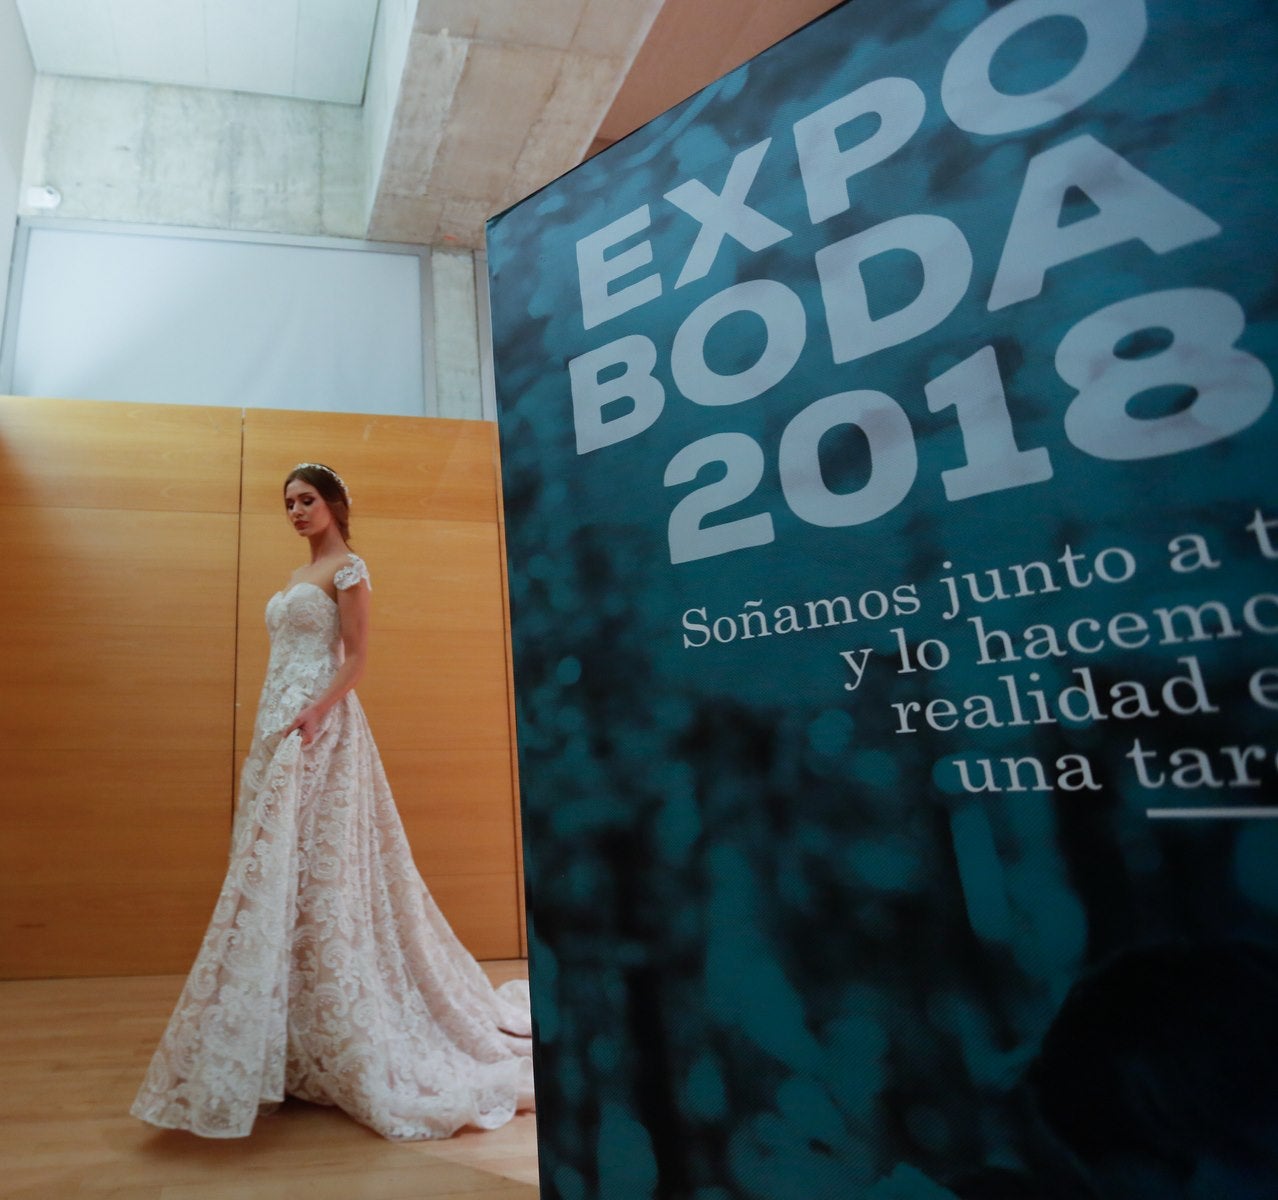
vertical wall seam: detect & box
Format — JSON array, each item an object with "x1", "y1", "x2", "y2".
[
  {"x1": 474, "y1": 249, "x2": 498, "y2": 423},
  {"x1": 491, "y1": 424, "x2": 528, "y2": 958},
  {"x1": 0, "y1": 219, "x2": 33, "y2": 391},
  {"x1": 230, "y1": 406, "x2": 246, "y2": 833},
  {"x1": 420, "y1": 248, "x2": 438, "y2": 417}
]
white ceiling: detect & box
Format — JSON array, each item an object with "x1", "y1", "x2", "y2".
[{"x1": 15, "y1": 0, "x2": 378, "y2": 105}]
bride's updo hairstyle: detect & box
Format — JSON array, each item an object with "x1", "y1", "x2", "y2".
[{"x1": 285, "y1": 462, "x2": 352, "y2": 543}]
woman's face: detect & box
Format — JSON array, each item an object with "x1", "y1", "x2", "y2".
[{"x1": 284, "y1": 477, "x2": 333, "y2": 538}]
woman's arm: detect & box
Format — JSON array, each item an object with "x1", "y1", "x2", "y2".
[{"x1": 286, "y1": 579, "x2": 371, "y2": 745}]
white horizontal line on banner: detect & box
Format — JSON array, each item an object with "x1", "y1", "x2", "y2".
[{"x1": 1146, "y1": 808, "x2": 1278, "y2": 820}]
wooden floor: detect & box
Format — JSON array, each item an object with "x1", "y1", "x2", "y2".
[{"x1": 0, "y1": 964, "x2": 540, "y2": 1199}]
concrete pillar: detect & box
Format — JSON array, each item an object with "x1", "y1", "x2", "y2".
[
  {"x1": 0, "y1": 0, "x2": 35, "y2": 338},
  {"x1": 362, "y1": 0, "x2": 420, "y2": 230},
  {"x1": 431, "y1": 248, "x2": 484, "y2": 421}
]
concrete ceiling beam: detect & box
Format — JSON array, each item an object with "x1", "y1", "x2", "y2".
[{"x1": 367, "y1": 0, "x2": 665, "y2": 249}]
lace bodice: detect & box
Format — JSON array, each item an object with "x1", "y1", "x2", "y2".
[{"x1": 256, "y1": 556, "x2": 370, "y2": 741}]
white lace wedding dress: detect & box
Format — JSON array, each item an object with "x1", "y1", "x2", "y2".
[{"x1": 132, "y1": 554, "x2": 535, "y2": 1139}]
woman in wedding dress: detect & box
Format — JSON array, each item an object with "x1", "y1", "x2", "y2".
[{"x1": 132, "y1": 462, "x2": 535, "y2": 1140}]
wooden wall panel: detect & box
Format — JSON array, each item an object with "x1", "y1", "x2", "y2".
[
  {"x1": 240, "y1": 409, "x2": 497, "y2": 523},
  {"x1": 494, "y1": 462, "x2": 528, "y2": 957},
  {"x1": 0, "y1": 396, "x2": 240, "y2": 512},
  {"x1": 5, "y1": 622, "x2": 236, "y2": 752},
  {"x1": 2, "y1": 509, "x2": 240, "y2": 630},
  {"x1": 427, "y1": 875, "x2": 523, "y2": 962},
  {"x1": 0, "y1": 398, "x2": 523, "y2": 975},
  {"x1": 375, "y1": 748, "x2": 515, "y2": 876},
  {"x1": 0, "y1": 749, "x2": 233, "y2": 976},
  {"x1": 0, "y1": 397, "x2": 240, "y2": 979},
  {"x1": 238, "y1": 411, "x2": 522, "y2": 959}
]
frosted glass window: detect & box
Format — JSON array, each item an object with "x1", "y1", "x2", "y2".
[{"x1": 6, "y1": 226, "x2": 427, "y2": 416}]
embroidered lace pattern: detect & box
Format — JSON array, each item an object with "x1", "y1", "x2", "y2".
[
  {"x1": 333, "y1": 553, "x2": 370, "y2": 593},
  {"x1": 131, "y1": 556, "x2": 534, "y2": 1139}
]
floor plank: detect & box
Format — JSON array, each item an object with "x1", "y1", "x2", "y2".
[{"x1": 0, "y1": 966, "x2": 540, "y2": 1199}]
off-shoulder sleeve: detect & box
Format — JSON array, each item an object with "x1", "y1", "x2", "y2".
[{"x1": 334, "y1": 554, "x2": 372, "y2": 592}]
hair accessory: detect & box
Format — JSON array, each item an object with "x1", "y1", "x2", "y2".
[{"x1": 293, "y1": 462, "x2": 351, "y2": 503}]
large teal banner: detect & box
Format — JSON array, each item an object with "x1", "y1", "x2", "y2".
[{"x1": 487, "y1": 1, "x2": 1278, "y2": 1196}]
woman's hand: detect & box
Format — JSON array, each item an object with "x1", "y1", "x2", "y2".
[{"x1": 286, "y1": 704, "x2": 326, "y2": 746}]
